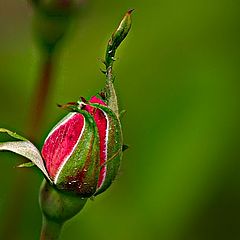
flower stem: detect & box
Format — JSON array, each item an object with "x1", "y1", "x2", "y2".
[
  {"x1": 40, "y1": 216, "x2": 63, "y2": 240},
  {"x1": 103, "y1": 10, "x2": 133, "y2": 117},
  {"x1": 39, "y1": 180, "x2": 87, "y2": 239}
]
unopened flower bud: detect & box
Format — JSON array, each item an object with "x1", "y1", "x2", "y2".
[
  {"x1": 0, "y1": 97, "x2": 123, "y2": 198},
  {"x1": 34, "y1": 0, "x2": 85, "y2": 16},
  {"x1": 40, "y1": 96, "x2": 123, "y2": 197}
]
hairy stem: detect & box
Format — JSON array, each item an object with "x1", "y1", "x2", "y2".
[
  {"x1": 105, "y1": 67, "x2": 119, "y2": 117},
  {"x1": 103, "y1": 10, "x2": 132, "y2": 118}
]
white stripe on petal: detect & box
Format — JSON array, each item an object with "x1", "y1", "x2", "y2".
[
  {"x1": 97, "y1": 110, "x2": 109, "y2": 189},
  {"x1": 44, "y1": 112, "x2": 77, "y2": 143}
]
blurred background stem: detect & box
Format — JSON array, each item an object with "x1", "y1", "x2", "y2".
[
  {"x1": 1, "y1": 51, "x2": 56, "y2": 239},
  {"x1": 28, "y1": 52, "x2": 55, "y2": 141}
]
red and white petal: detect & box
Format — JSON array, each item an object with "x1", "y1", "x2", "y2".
[{"x1": 42, "y1": 112, "x2": 85, "y2": 182}]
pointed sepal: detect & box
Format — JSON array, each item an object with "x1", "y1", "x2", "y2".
[
  {"x1": 0, "y1": 128, "x2": 50, "y2": 180},
  {"x1": 91, "y1": 104, "x2": 123, "y2": 195},
  {"x1": 81, "y1": 97, "x2": 123, "y2": 196}
]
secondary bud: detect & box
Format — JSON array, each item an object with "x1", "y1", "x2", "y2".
[
  {"x1": 35, "y1": 0, "x2": 85, "y2": 16},
  {"x1": 31, "y1": 0, "x2": 85, "y2": 53}
]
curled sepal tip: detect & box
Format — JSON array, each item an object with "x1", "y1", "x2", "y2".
[{"x1": 105, "y1": 9, "x2": 133, "y2": 69}]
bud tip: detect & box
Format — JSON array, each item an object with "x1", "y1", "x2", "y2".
[{"x1": 127, "y1": 9, "x2": 134, "y2": 15}]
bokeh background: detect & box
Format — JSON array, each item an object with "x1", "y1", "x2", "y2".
[{"x1": 0, "y1": 0, "x2": 240, "y2": 239}]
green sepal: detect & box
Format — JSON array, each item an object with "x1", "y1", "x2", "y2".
[
  {"x1": 90, "y1": 104, "x2": 123, "y2": 196},
  {"x1": 0, "y1": 128, "x2": 50, "y2": 180}
]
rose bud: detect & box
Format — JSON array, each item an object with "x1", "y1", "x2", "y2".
[
  {"x1": 0, "y1": 96, "x2": 123, "y2": 198},
  {"x1": 56, "y1": 95, "x2": 123, "y2": 196}
]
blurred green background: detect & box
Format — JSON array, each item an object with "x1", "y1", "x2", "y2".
[{"x1": 0, "y1": 0, "x2": 240, "y2": 239}]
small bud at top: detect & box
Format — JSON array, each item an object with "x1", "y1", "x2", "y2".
[{"x1": 105, "y1": 9, "x2": 133, "y2": 69}]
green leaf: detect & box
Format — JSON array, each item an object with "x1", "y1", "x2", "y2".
[{"x1": 0, "y1": 128, "x2": 50, "y2": 181}]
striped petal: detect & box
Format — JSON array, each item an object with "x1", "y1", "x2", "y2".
[
  {"x1": 85, "y1": 97, "x2": 123, "y2": 195},
  {"x1": 42, "y1": 112, "x2": 85, "y2": 180},
  {"x1": 41, "y1": 111, "x2": 100, "y2": 197}
]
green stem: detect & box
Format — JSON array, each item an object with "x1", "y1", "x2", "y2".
[
  {"x1": 40, "y1": 216, "x2": 63, "y2": 240},
  {"x1": 103, "y1": 10, "x2": 132, "y2": 118},
  {"x1": 105, "y1": 67, "x2": 119, "y2": 117},
  {"x1": 39, "y1": 180, "x2": 87, "y2": 239}
]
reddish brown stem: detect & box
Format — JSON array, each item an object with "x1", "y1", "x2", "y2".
[{"x1": 28, "y1": 53, "x2": 54, "y2": 141}]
